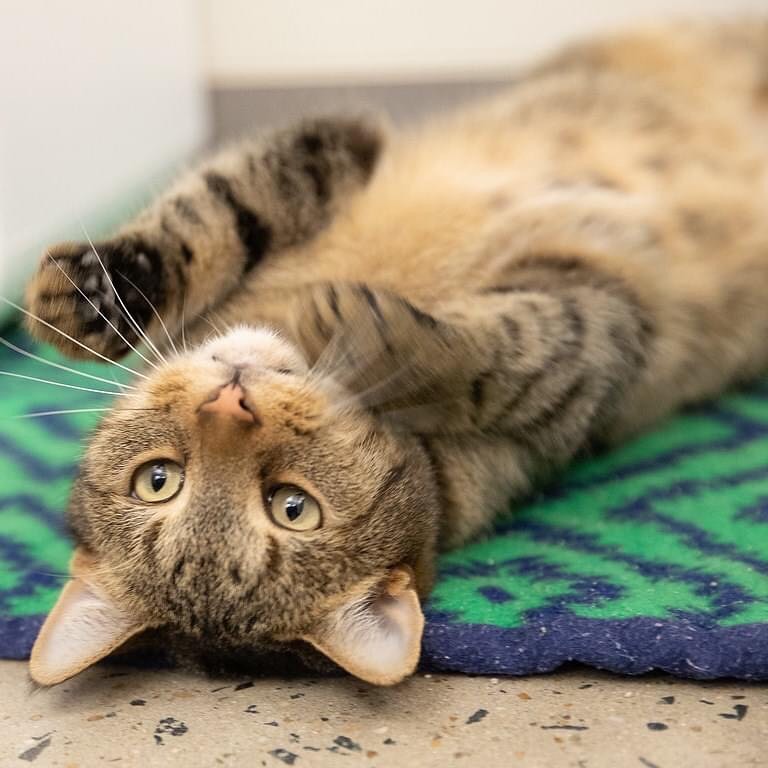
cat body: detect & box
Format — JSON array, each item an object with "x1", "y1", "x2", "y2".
[{"x1": 25, "y1": 20, "x2": 768, "y2": 685}]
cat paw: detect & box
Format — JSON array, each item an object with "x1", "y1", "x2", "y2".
[{"x1": 26, "y1": 238, "x2": 165, "y2": 361}]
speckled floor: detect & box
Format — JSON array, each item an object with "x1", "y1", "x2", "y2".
[{"x1": 0, "y1": 661, "x2": 765, "y2": 767}]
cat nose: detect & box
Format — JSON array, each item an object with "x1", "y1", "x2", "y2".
[{"x1": 199, "y1": 382, "x2": 259, "y2": 424}]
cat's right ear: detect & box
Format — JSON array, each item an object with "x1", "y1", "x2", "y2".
[
  {"x1": 302, "y1": 566, "x2": 424, "y2": 686},
  {"x1": 29, "y1": 554, "x2": 146, "y2": 686}
]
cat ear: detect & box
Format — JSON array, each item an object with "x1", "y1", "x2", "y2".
[
  {"x1": 303, "y1": 566, "x2": 424, "y2": 686},
  {"x1": 30, "y1": 563, "x2": 146, "y2": 686}
]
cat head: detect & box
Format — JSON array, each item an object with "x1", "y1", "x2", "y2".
[{"x1": 30, "y1": 326, "x2": 440, "y2": 687}]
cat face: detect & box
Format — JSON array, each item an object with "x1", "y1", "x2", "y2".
[{"x1": 30, "y1": 327, "x2": 439, "y2": 686}]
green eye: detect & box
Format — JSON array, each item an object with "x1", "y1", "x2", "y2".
[
  {"x1": 132, "y1": 460, "x2": 184, "y2": 503},
  {"x1": 268, "y1": 485, "x2": 321, "y2": 531}
]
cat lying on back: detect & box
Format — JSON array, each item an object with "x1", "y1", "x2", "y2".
[{"x1": 24, "y1": 19, "x2": 768, "y2": 685}]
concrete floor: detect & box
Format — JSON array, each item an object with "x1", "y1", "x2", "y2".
[{"x1": 0, "y1": 662, "x2": 765, "y2": 767}]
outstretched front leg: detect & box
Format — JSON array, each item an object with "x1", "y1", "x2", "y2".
[
  {"x1": 267, "y1": 256, "x2": 653, "y2": 546},
  {"x1": 25, "y1": 116, "x2": 383, "y2": 360}
]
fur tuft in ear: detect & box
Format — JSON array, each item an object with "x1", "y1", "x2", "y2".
[
  {"x1": 29, "y1": 577, "x2": 145, "y2": 686},
  {"x1": 303, "y1": 566, "x2": 424, "y2": 686}
]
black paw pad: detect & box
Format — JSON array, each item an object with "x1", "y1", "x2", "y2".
[{"x1": 68, "y1": 239, "x2": 165, "y2": 352}]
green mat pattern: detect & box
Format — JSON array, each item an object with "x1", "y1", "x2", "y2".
[{"x1": 1, "y1": 326, "x2": 768, "y2": 678}]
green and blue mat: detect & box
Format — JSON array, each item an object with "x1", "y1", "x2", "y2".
[{"x1": 1, "y1": 324, "x2": 767, "y2": 679}]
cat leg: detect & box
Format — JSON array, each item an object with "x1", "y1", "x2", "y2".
[
  {"x1": 25, "y1": 116, "x2": 383, "y2": 360},
  {"x1": 284, "y1": 263, "x2": 650, "y2": 444},
  {"x1": 413, "y1": 256, "x2": 654, "y2": 544},
  {"x1": 221, "y1": 267, "x2": 652, "y2": 545}
]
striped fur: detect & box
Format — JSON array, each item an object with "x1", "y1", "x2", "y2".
[{"x1": 24, "y1": 19, "x2": 768, "y2": 682}]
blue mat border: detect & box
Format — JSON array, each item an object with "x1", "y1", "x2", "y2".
[{"x1": 4, "y1": 613, "x2": 768, "y2": 680}]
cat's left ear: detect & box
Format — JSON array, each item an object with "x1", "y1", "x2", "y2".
[
  {"x1": 29, "y1": 551, "x2": 146, "y2": 686},
  {"x1": 302, "y1": 566, "x2": 424, "y2": 686}
]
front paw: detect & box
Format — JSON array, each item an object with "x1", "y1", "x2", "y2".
[{"x1": 26, "y1": 238, "x2": 165, "y2": 361}]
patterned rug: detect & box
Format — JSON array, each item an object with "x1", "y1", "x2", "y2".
[{"x1": 1, "y1": 325, "x2": 767, "y2": 679}]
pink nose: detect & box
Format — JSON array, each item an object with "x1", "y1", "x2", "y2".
[{"x1": 199, "y1": 382, "x2": 258, "y2": 424}]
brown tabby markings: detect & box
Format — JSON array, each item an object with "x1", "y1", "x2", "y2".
[{"x1": 24, "y1": 19, "x2": 768, "y2": 685}]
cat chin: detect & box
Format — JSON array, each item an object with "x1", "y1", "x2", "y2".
[{"x1": 195, "y1": 325, "x2": 307, "y2": 378}]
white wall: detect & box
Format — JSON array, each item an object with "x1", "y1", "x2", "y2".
[
  {"x1": 0, "y1": 0, "x2": 208, "y2": 301},
  {"x1": 202, "y1": 0, "x2": 767, "y2": 85}
]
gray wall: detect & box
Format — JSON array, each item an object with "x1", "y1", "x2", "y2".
[{"x1": 208, "y1": 79, "x2": 511, "y2": 143}]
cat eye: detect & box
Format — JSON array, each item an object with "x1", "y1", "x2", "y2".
[
  {"x1": 131, "y1": 460, "x2": 184, "y2": 503},
  {"x1": 268, "y1": 485, "x2": 322, "y2": 531}
]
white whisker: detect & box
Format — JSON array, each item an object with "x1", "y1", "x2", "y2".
[
  {"x1": 0, "y1": 336, "x2": 136, "y2": 389},
  {"x1": 0, "y1": 297, "x2": 149, "y2": 380},
  {"x1": 13, "y1": 406, "x2": 159, "y2": 419},
  {"x1": 180, "y1": 294, "x2": 189, "y2": 354},
  {"x1": 210, "y1": 310, "x2": 233, "y2": 336},
  {"x1": 308, "y1": 324, "x2": 352, "y2": 380},
  {"x1": 115, "y1": 269, "x2": 178, "y2": 356},
  {"x1": 106, "y1": 367, "x2": 124, "y2": 390},
  {"x1": 340, "y1": 363, "x2": 413, "y2": 410},
  {"x1": 14, "y1": 407, "x2": 112, "y2": 419},
  {"x1": 198, "y1": 314, "x2": 222, "y2": 336},
  {"x1": 29, "y1": 571, "x2": 70, "y2": 580},
  {"x1": 79, "y1": 227, "x2": 166, "y2": 364},
  {"x1": 0, "y1": 370, "x2": 125, "y2": 396},
  {"x1": 47, "y1": 253, "x2": 160, "y2": 371}
]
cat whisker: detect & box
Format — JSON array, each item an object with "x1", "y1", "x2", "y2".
[
  {"x1": 307, "y1": 317, "x2": 421, "y2": 410},
  {"x1": 210, "y1": 310, "x2": 233, "y2": 336},
  {"x1": 12, "y1": 406, "x2": 160, "y2": 419},
  {"x1": 0, "y1": 336, "x2": 137, "y2": 390},
  {"x1": 307, "y1": 316, "x2": 378, "y2": 384},
  {"x1": 115, "y1": 269, "x2": 179, "y2": 357},
  {"x1": 379, "y1": 397, "x2": 464, "y2": 433},
  {"x1": 29, "y1": 570, "x2": 70, "y2": 580},
  {"x1": 308, "y1": 325, "x2": 348, "y2": 380},
  {"x1": 348, "y1": 364, "x2": 415, "y2": 408},
  {"x1": 13, "y1": 407, "x2": 115, "y2": 419},
  {"x1": 180, "y1": 293, "x2": 189, "y2": 354},
  {"x1": 47, "y1": 253, "x2": 160, "y2": 371},
  {"x1": 327, "y1": 362, "x2": 415, "y2": 414},
  {"x1": 197, "y1": 314, "x2": 223, "y2": 336},
  {"x1": 0, "y1": 297, "x2": 149, "y2": 380},
  {"x1": 80, "y1": 227, "x2": 166, "y2": 365},
  {"x1": 0, "y1": 370, "x2": 125, "y2": 397},
  {"x1": 113, "y1": 406, "x2": 161, "y2": 410},
  {"x1": 314, "y1": 330, "x2": 449, "y2": 420},
  {"x1": 106, "y1": 367, "x2": 124, "y2": 390}
]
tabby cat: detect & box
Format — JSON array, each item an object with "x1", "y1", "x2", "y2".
[{"x1": 25, "y1": 20, "x2": 768, "y2": 686}]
